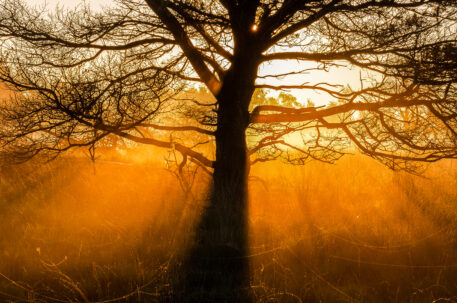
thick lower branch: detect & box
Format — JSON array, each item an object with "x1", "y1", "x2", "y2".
[
  {"x1": 114, "y1": 130, "x2": 214, "y2": 168},
  {"x1": 251, "y1": 96, "x2": 427, "y2": 124}
]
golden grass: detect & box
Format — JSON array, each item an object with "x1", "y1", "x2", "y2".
[{"x1": 1, "y1": 152, "x2": 457, "y2": 302}]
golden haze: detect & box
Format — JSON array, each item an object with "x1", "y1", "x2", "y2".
[{"x1": 0, "y1": 147, "x2": 457, "y2": 302}]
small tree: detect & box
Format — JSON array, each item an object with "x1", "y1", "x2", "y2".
[{"x1": 1, "y1": 1, "x2": 457, "y2": 301}]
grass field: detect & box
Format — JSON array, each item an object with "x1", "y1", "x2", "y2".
[{"x1": 1, "y1": 151, "x2": 457, "y2": 302}]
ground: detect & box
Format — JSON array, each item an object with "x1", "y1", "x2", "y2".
[{"x1": 1, "y1": 150, "x2": 457, "y2": 302}]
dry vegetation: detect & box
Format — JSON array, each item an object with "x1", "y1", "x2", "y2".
[{"x1": 1, "y1": 150, "x2": 457, "y2": 302}]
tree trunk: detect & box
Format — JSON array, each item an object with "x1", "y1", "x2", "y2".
[{"x1": 179, "y1": 51, "x2": 258, "y2": 303}]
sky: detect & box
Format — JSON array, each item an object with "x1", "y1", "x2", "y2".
[
  {"x1": 26, "y1": 0, "x2": 362, "y2": 106},
  {"x1": 36, "y1": 0, "x2": 105, "y2": 9}
]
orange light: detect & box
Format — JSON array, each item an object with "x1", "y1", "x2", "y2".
[{"x1": 252, "y1": 24, "x2": 258, "y2": 32}]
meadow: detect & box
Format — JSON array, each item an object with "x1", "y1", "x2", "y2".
[{"x1": 1, "y1": 148, "x2": 457, "y2": 303}]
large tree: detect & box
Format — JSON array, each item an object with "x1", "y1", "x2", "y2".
[{"x1": 1, "y1": 0, "x2": 457, "y2": 301}]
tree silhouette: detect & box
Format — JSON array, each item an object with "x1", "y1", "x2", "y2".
[{"x1": 1, "y1": 1, "x2": 457, "y2": 302}]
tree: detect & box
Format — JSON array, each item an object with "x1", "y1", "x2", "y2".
[{"x1": 1, "y1": 0, "x2": 457, "y2": 301}]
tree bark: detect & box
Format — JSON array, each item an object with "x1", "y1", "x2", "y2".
[{"x1": 179, "y1": 48, "x2": 259, "y2": 303}]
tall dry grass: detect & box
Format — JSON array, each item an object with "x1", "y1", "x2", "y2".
[{"x1": 0, "y1": 151, "x2": 457, "y2": 302}]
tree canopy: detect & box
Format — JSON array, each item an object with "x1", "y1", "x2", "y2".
[{"x1": 0, "y1": 0, "x2": 456, "y2": 171}]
